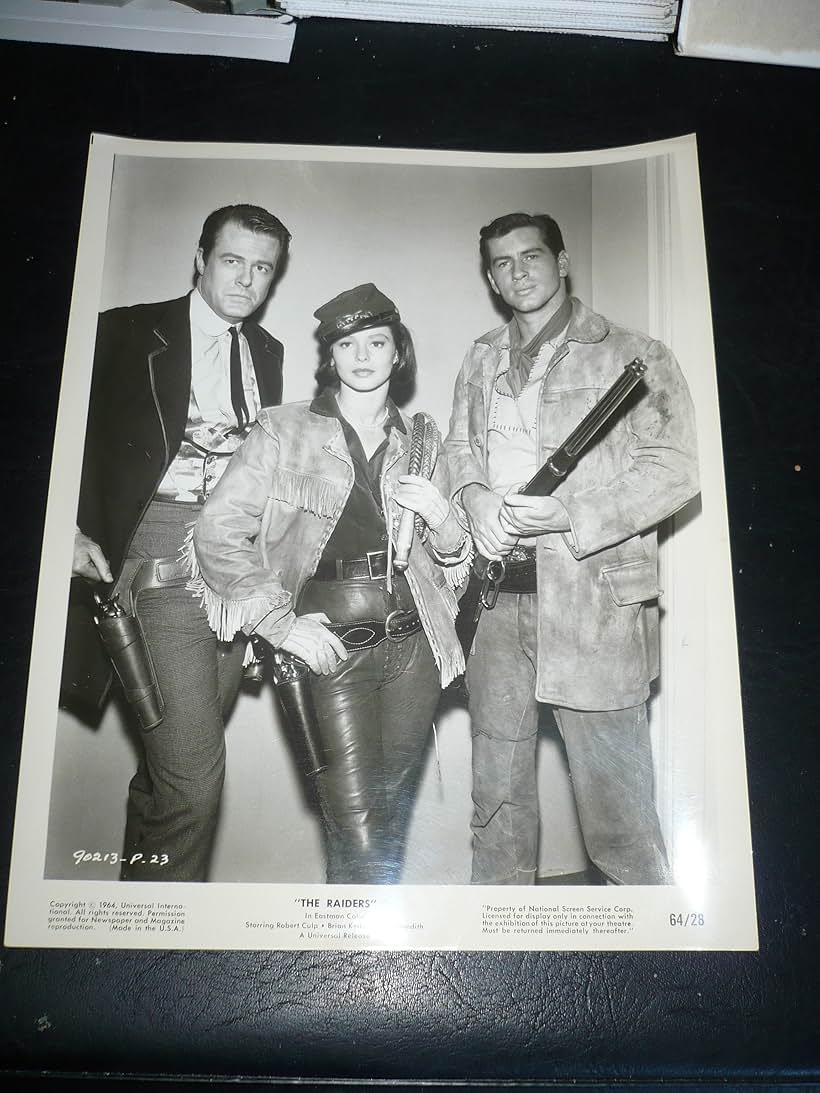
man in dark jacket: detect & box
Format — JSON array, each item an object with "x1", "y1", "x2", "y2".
[
  {"x1": 445, "y1": 212, "x2": 699, "y2": 886},
  {"x1": 64, "y1": 204, "x2": 290, "y2": 881}
]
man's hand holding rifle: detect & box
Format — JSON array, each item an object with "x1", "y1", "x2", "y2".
[
  {"x1": 462, "y1": 484, "x2": 571, "y2": 560},
  {"x1": 499, "y1": 492, "x2": 572, "y2": 538},
  {"x1": 456, "y1": 358, "x2": 648, "y2": 643}
]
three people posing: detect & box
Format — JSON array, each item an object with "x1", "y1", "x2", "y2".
[{"x1": 68, "y1": 203, "x2": 697, "y2": 887}]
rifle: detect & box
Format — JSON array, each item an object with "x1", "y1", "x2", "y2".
[{"x1": 455, "y1": 357, "x2": 647, "y2": 659}]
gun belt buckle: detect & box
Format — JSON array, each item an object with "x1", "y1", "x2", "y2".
[
  {"x1": 479, "y1": 558, "x2": 506, "y2": 610},
  {"x1": 385, "y1": 609, "x2": 410, "y2": 643}
]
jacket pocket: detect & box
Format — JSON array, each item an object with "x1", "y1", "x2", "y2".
[{"x1": 601, "y1": 559, "x2": 660, "y2": 606}]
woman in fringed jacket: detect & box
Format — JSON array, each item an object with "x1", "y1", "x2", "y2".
[{"x1": 190, "y1": 283, "x2": 470, "y2": 884}]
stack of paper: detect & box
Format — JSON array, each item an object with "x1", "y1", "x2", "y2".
[
  {"x1": 279, "y1": 1, "x2": 680, "y2": 41},
  {"x1": 676, "y1": 0, "x2": 820, "y2": 68},
  {"x1": 0, "y1": 0, "x2": 295, "y2": 62}
]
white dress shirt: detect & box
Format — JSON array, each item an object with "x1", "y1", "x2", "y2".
[{"x1": 155, "y1": 289, "x2": 261, "y2": 503}]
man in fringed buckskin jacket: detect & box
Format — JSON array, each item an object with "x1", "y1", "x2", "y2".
[{"x1": 445, "y1": 211, "x2": 699, "y2": 886}]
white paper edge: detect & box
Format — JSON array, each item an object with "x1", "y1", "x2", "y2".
[{"x1": 4, "y1": 133, "x2": 759, "y2": 953}]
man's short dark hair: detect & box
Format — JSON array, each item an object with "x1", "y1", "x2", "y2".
[
  {"x1": 479, "y1": 213, "x2": 565, "y2": 272},
  {"x1": 198, "y1": 204, "x2": 291, "y2": 264}
]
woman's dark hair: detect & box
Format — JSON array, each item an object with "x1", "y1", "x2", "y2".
[{"x1": 315, "y1": 321, "x2": 417, "y2": 404}]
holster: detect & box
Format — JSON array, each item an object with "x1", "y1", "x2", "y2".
[
  {"x1": 250, "y1": 639, "x2": 328, "y2": 778},
  {"x1": 93, "y1": 556, "x2": 181, "y2": 732},
  {"x1": 454, "y1": 547, "x2": 538, "y2": 661}
]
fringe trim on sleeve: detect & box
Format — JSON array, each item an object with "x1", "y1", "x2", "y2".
[
  {"x1": 271, "y1": 466, "x2": 341, "y2": 518},
  {"x1": 436, "y1": 647, "x2": 466, "y2": 691},
  {"x1": 180, "y1": 526, "x2": 290, "y2": 642},
  {"x1": 403, "y1": 566, "x2": 465, "y2": 689},
  {"x1": 443, "y1": 541, "x2": 474, "y2": 593}
]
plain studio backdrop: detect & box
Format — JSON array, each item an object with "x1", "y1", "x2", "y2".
[{"x1": 45, "y1": 149, "x2": 706, "y2": 885}]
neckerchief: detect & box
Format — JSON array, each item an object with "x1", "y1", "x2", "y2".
[{"x1": 507, "y1": 295, "x2": 572, "y2": 398}]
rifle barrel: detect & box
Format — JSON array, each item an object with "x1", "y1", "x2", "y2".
[{"x1": 522, "y1": 359, "x2": 645, "y2": 494}]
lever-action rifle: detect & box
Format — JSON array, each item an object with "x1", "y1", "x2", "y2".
[{"x1": 455, "y1": 357, "x2": 648, "y2": 658}]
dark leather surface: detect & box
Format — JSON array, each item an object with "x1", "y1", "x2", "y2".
[{"x1": 1, "y1": 18, "x2": 817, "y2": 1085}]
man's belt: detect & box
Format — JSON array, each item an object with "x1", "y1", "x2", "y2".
[
  {"x1": 133, "y1": 554, "x2": 190, "y2": 590},
  {"x1": 327, "y1": 610, "x2": 421, "y2": 649},
  {"x1": 111, "y1": 554, "x2": 189, "y2": 601},
  {"x1": 313, "y1": 551, "x2": 393, "y2": 582},
  {"x1": 487, "y1": 545, "x2": 537, "y2": 594}
]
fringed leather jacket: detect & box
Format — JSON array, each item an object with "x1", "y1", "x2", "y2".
[{"x1": 190, "y1": 399, "x2": 470, "y2": 688}]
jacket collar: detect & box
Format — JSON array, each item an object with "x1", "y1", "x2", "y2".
[
  {"x1": 309, "y1": 388, "x2": 408, "y2": 477},
  {"x1": 145, "y1": 296, "x2": 193, "y2": 456},
  {"x1": 473, "y1": 296, "x2": 610, "y2": 396},
  {"x1": 476, "y1": 296, "x2": 610, "y2": 352},
  {"x1": 148, "y1": 291, "x2": 284, "y2": 406},
  {"x1": 150, "y1": 291, "x2": 265, "y2": 356},
  {"x1": 564, "y1": 297, "x2": 610, "y2": 345},
  {"x1": 309, "y1": 387, "x2": 407, "y2": 434},
  {"x1": 148, "y1": 293, "x2": 195, "y2": 353}
]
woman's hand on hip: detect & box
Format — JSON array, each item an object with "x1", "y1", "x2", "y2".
[
  {"x1": 394, "y1": 474, "x2": 449, "y2": 529},
  {"x1": 280, "y1": 613, "x2": 349, "y2": 676}
]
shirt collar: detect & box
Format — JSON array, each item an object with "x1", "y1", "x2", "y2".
[
  {"x1": 190, "y1": 287, "x2": 241, "y2": 339},
  {"x1": 309, "y1": 387, "x2": 407, "y2": 434}
]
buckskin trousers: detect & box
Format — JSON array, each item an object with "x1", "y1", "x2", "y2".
[
  {"x1": 467, "y1": 591, "x2": 671, "y2": 886},
  {"x1": 120, "y1": 501, "x2": 246, "y2": 882},
  {"x1": 299, "y1": 575, "x2": 441, "y2": 885}
]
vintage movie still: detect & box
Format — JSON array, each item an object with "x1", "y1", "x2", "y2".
[{"x1": 4, "y1": 134, "x2": 757, "y2": 951}]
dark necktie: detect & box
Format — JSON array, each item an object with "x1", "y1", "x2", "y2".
[{"x1": 228, "y1": 326, "x2": 250, "y2": 432}]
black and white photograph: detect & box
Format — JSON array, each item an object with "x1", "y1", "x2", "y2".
[{"x1": 4, "y1": 133, "x2": 757, "y2": 951}]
